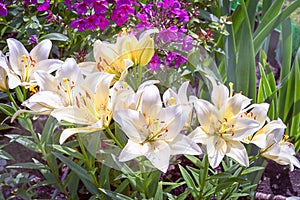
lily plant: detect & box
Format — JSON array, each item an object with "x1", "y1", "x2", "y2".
[{"x1": 114, "y1": 82, "x2": 202, "y2": 172}]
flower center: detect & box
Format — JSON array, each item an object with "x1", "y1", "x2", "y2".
[
  {"x1": 57, "y1": 77, "x2": 75, "y2": 106},
  {"x1": 142, "y1": 118, "x2": 169, "y2": 144},
  {"x1": 218, "y1": 118, "x2": 235, "y2": 137},
  {"x1": 21, "y1": 55, "x2": 37, "y2": 82}
]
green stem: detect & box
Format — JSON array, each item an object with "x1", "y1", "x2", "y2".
[
  {"x1": 199, "y1": 154, "x2": 209, "y2": 199},
  {"x1": 105, "y1": 126, "x2": 124, "y2": 148},
  {"x1": 137, "y1": 66, "x2": 143, "y2": 87},
  {"x1": 6, "y1": 91, "x2": 19, "y2": 109},
  {"x1": 77, "y1": 135, "x2": 100, "y2": 187}
]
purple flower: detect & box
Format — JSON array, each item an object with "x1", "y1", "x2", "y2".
[
  {"x1": 136, "y1": 13, "x2": 152, "y2": 30},
  {"x1": 24, "y1": 0, "x2": 37, "y2": 5},
  {"x1": 37, "y1": 0, "x2": 50, "y2": 12},
  {"x1": 0, "y1": 3, "x2": 8, "y2": 16},
  {"x1": 157, "y1": 0, "x2": 180, "y2": 9},
  {"x1": 97, "y1": 16, "x2": 110, "y2": 30},
  {"x1": 93, "y1": 0, "x2": 108, "y2": 15},
  {"x1": 28, "y1": 35, "x2": 38, "y2": 45},
  {"x1": 74, "y1": 2, "x2": 88, "y2": 15},
  {"x1": 182, "y1": 35, "x2": 193, "y2": 52},
  {"x1": 149, "y1": 54, "x2": 161, "y2": 71},
  {"x1": 83, "y1": 0, "x2": 93, "y2": 6},
  {"x1": 70, "y1": 18, "x2": 86, "y2": 32},
  {"x1": 165, "y1": 52, "x2": 187, "y2": 68},
  {"x1": 118, "y1": 4, "x2": 134, "y2": 15},
  {"x1": 111, "y1": 9, "x2": 128, "y2": 26},
  {"x1": 158, "y1": 26, "x2": 179, "y2": 43},
  {"x1": 64, "y1": 0, "x2": 72, "y2": 10},
  {"x1": 85, "y1": 15, "x2": 99, "y2": 30},
  {"x1": 173, "y1": 9, "x2": 189, "y2": 23}
]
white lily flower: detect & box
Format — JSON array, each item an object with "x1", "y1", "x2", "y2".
[
  {"x1": 22, "y1": 58, "x2": 84, "y2": 113},
  {"x1": 51, "y1": 72, "x2": 114, "y2": 144},
  {"x1": 79, "y1": 29, "x2": 158, "y2": 82},
  {"x1": 0, "y1": 52, "x2": 9, "y2": 91},
  {"x1": 241, "y1": 103, "x2": 270, "y2": 147},
  {"x1": 6, "y1": 38, "x2": 63, "y2": 89},
  {"x1": 114, "y1": 83, "x2": 202, "y2": 172},
  {"x1": 246, "y1": 118, "x2": 285, "y2": 149},
  {"x1": 190, "y1": 79, "x2": 260, "y2": 168},
  {"x1": 260, "y1": 123, "x2": 300, "y2": 171},
  {"x1": 163, "y1": 81, "x2": 193, "y2": 126}
]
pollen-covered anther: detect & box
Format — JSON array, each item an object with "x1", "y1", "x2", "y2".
[
  {"x1": 169, "y1": 97, "x2": 176, "y2": 106},
  {"x1": 29, "y1": 56, "x2": 37, "y2": 67}
]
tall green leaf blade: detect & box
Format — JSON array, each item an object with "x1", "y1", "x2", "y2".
[
  {"x1": 247, "y1": 0, "x2": 260, "y2": 30},
  {"x1": 253, "y1": 0, "x2": 284, "y2": 38},
  {"x1": 279, "y1": 19, "x2": 293, "y2": 120},
  {"x1": 253, "y1": 0, "x2": 300, "y2": 54},
  {"x1": 225, "y1": 23, "x2": 237, "y2": 84},
  {"x1": 290, "y1": 49, "x2": 300, "y2": 139},
  {"x1": 236, "y1": 0, "x2": 256, "y2": 100}
]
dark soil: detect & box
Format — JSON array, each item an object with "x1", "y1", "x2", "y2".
[{"x1": 256, "y1": 153, "x2": 300, "y2": 199}]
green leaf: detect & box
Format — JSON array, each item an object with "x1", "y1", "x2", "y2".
[
  {"x1": 99, "y1": 188, "x2": 134, "y2": 200},
  {"x1": 40, "y1": 33, "x2": 69, "y2": 41},
  {"x1": 184, "y1": 155, "x2": 204, "y2": 169},
  {"x1": 179, "y1": 165, "x2": 198, "y2": 198},
  {"x1": 229, "y1": 192, "x2": 249, "y2": 198},
  {"x1": 0, "y1": 124, "x2": 15, "y2": 131},
  {"x1": 52, "y1": 144, "x2": 84, "y2": 160},
  {"x1": 241, "y1": 166, "x2": 265, "y2": 175},
  {"x1": 236, "y1": 0, "x2": 256, "y2": 100},
  {"x1": 5, "y1": 134, "x2": 40, "y2": 153},
  {"x1": 253, "y1": 0, "x2": 300, "y2": 54},
  {"x1": 278, "y1": 18, "x2": 292, "y2": 120},
  {"x1": 253, "y1": 0, "x2": 284, "y2": 38},
  {"x1": 206, "y1": 172, "x2": 231, "y2": 180},
  {"x1": 154, "y1": 181, "x2": 163, "y2": 200},
  {"x1": 147, "y1": 170, "x2": 161, "y2": 197},
  {"x1": 40, "y1": 116, "x2": 58, "y2": 145},
  {"x1": 114, "y1": 179, "x2": 129, "y2": 193},
  {"x1": 7, "y1": 162, "x2": 47, "y2": 170},
  {"x1": 0, "y1": 150, "x2": 15, "y2": 160},
  {"x1": 290, "y1": 49, "x2": 300, "y2": 138},
  {"x1": 52, "y1": 152, "x2": 94, "y2": 182},
  {"x1": 215, "y1": 177, "x2": 248, "y2": 192},
  {"x1": 0, "y1": 103, "x2": 16, "y2": 116}
]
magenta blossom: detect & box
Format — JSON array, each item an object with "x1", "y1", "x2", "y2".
[
  {"x1": 94, "y1": 0, "x2": 108, "y2": 15},
  {"x1": 149, "y1": 54, "x2": 161, "y2": 71},
  {"x1": 165, "y1": 52, "x2": 187, "y2": 68},
  {"x1": 37, "y1": 0, "x2": 50, "y2": 12},
  {"x1": 0, "y1": 3, "x2": 8, "y2": 16},
  {"x1": 182, "y1": 35, "x2": 193, "y2": 52},
  {"x1": 74, "y1": 2, "x2": 88, "y2": 15}
]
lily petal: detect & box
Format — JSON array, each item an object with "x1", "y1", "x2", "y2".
[
  {"x1": 60, "y1": 126, "x2": 99, "y2": 144},
  {"x1": 7, "y1": 38, "x2": 29, "y2": 76},
  {"x1": 169, "y1": 134, "x2": 202, "y2": 155},
  {"x1": 145, "y1": 140, "x2": 171, "y2": 173},
  {"x1": 30, "y1": 39, "x2": 52, "y2": 61},
  {"x1": 51, "y1": 107, "x2": 98, "y2": 125},
  {"x1": 206, "y1": 136, "x2": 227, "y2": 168},
  {"x1": 113, "y1": 109, "x2": 148, "y2": 142},
  {"x1": 226, "y1": 140, "x2": 249, "y2": 167},
  {"x1": 118, "y1": 139, "x2": 145, "y2": 162}
]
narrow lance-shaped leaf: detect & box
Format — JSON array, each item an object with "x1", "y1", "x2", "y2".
[
  {"x1": 278, "y1": 18, "x2": 292, "y2": 120},
  {"x1": 253, "y1": 0, "x2": 300, "y2": 54},
  {"x1": 236, "y1": 0, "x2": 256, "y2": 100}
]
